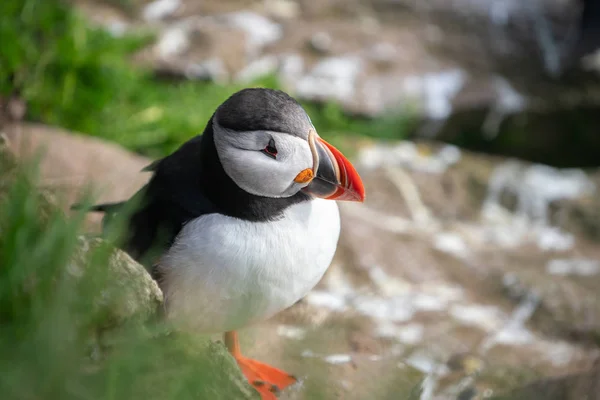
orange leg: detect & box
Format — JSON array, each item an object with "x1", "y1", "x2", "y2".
[{"x1": 224, "y1": 331, "x2": 297, "y2": 400}]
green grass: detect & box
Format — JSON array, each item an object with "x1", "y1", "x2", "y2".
[
  {"x1": 0, "y1": 149, "x2": 263, "y2": 400},
  {"x1": 0, "y1": 0, "x2": 410, "y2": 160}
]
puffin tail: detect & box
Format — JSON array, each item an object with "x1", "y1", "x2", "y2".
[{"x1": 70, "y1": 201, "x2": 125, "y2": 213}]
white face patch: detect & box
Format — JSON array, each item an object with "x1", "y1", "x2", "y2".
[{"x1": 213, "y1": 119, "x2": 314, "y2": 198}]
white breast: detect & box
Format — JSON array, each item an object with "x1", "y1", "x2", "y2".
[{"x1": 158, "y1": 198, "x2": 340, "y2": 333}]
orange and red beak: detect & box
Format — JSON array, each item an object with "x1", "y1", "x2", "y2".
[{"x1": 301, "y1": 130, "x2": 365, "y2": 202}]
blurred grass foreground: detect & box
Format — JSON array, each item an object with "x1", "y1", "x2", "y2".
[
  {"x1": 1, "y1": 0, "x2": 277, "y2": 399},
  {"x1": 0, "y1": 145, "x2": 260, "y2": 399}
]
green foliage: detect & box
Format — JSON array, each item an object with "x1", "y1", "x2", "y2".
[
  {"x1": 0, "y1": 156, "x2": 258, "y2": 400},
  {"x1": 0, "y1": 0, "x2": 151, "y2": 134},
  {"x1": 0, "y1": 0, "x2": 409, "y2": 159}
]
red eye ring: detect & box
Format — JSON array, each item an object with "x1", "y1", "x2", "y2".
[{"x1": 261, "y1": 138, "x2": 277, "y2": 159}]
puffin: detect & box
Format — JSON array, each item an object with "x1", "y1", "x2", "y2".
[{"x1": 85, "y1": 88, "x2": 365, "y2": 399}]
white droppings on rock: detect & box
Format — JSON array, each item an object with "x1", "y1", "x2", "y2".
[
  {"x1": 396, "y1": 323, "x2": 425, "y2": 345},
  {"x1": 306, "y1": 290, "x2": 347, "y2": 311},
  {"x1": 235, "y1": 55, "x2": 278, "y2": 83},
  {"x1": 495, "y1": 77, "x2": 527, "y2": 113},
  {"x1": 369, "y1": 265, "x2": 411, "y2": 296},
  {"x1": 482, "y1": 161, "x2": 594, "y2": 251},
  {"x1": 353, "y1": 295, "x2": 394, "y2": 320},
  {"x1": 184, "y1": 58, "x2": 228, "y2": 82},
  {"x1": 536, "y1": 227, "x2": 575, "y2": 252},
  {"x1": 156, "y1": 26, "x2": 189, "y2": 58},
  {"x1": 219, "y1": 11, "x2": 282, "y2": 55},
  {"x1": 450, "y1": 304, "x2": 504, "y2": 332},
  {"x1": 323, "y1": 264, "x2": 356, "y2": 297},
  {"x1": 403, "y1": 69, "x2": 467, "y2": 120},
  {"x1": 263, "y1": 0, "x2": 300, "y2": 19},
  {"x1": 483, "y1": 77, "x2": 528, "y2": 138},
  {"x1": 405, "y1": 352, "x2": 445, "y2": 375},
  {"x1": 425, "y1": 283, "x2": 465, "y2": 304},
  {"x1": 375, "y1": 321, "x2": 400, "y2": 338},
  {"x1": 489, "y1": 0, "x2": 512, "y2": 25},
  {"x1": 438, "y1": 145, "x2": 462, "y2": 165},
  {"x1": 492, "y1": 325, "x2": 535, "y2": 346},
  {"x1": 324, "y1": 354, "x2": 352, "y2": 365},
  {"x1": 142, "y1": 0, "x2": 181, "y2": 21},
  {"x1": 541, "y1": 341, "x2": 577, "y2": 367},
  {"x1": 353, "y1": 295, "x2": 415, "y2": 322},
  {"x1": 296, "y1": 56, "x2": 363, "y2": 102},
  {"x1": 413, "y1": 293, "x2": 448, "y2": 312},
  {"x1": 361, "y1": 76, "x2": 386, "y2": 115},
  {"x1": 486, "y1": 161, "x2": 594, "y2": 225},
  {"x1": 480, "y1": 292, "x2": 539, "y2": 352},
  {"x1": 356, "y1": 141, "x2": 461, "y2": 173},
  {"x1": 522, "y1": 165, "x2": 595, "y2": 219},
  {"x1": 277, "y1": 325, "x2": 307, "y2": 340},
  {"x1": 376, "y1": 322, "x2": 423, "y2": 344},
  {"x1": 433, "y1": 232, "x2": 470, "y2": 259},
  {"x1": 278, "y1": 53, "x2": 304, "y2": 89},
  {"x1": 546, "y1": 258, "x2": 600, "y2": 277}
]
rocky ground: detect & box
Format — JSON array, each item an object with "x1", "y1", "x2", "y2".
[
  {"x1": 3, "y1": 121, "x2": 599, "y2": 399},
  {"x1": 72, "y1": 0, "x2": 600, "y2": 166},
  {"x1": 74, "y1": 0, "x2": 598, "y2": 114}
]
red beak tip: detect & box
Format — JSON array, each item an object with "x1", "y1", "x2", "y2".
[{"x1": 316, "y1": 136, "x2": 366, "y2": 203}]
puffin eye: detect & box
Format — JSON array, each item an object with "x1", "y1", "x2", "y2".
[{"x1": 261, "y1": 138, "x2": 278, "y2": 159}]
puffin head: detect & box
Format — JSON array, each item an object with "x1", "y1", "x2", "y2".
[{"x1": 212, "y1": 88, "x2": 365, "y2": 202}]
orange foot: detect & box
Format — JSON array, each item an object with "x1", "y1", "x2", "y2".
[
  {"x1": 225, "y1": 331, "x2": 297, "y2": 400},
  {"x1": 235, "y1": 355, "x2": 297, "y2": 399}
]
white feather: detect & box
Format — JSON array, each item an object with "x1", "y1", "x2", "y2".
[
  {"x1": 158, "y1": 198, "x2": 340, "y2": 333},
  {"x1": 213, "y1": 119, "x2": 314, "y2": 198}
]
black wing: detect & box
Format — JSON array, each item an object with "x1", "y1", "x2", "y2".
[{"x1": 80, "y1": 135, "x2": 218, "y2": 271}]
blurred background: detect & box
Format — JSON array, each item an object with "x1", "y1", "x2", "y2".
[{"x1": 1, "y1": 0, "x2": 600, "y2": 399}]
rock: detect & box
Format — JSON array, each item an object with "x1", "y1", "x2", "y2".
[
  {"x1": 235, "y1": 55, "x2": 279, "y2": 83},
  {"x1": 155, "y1": 24, "x2": 190, "y2": 58},
  {"x1": 104, "y1": 335, "x2": 261, "y2": 400},
  {"x1": 74, "y1": 0, "x2": 600, "y2": 164},
  {"x1": 260, "y1": 138, "x2": 600, "y2": 398},
  {"x1": 367, "y1": 42, "x2": 398, "y2": 65},
  {"x1": 0, "y1": 95, "x2": 26, "y2": 125},
  {"x1": 263, "y1": 0, "x2": 301, "y2": 20},
  {"x1": 295, "y1": 56, "x2": 364, "y2": 104},
  {"x1": 308, "y1": 32, "x2": 333, "y2": 54},
  {"x1": 70, "y1": 236, "x2": 163, "y2": 326},
  {"x1": 216, "y1": 11, "x2": 283, "y2": 57},
  {"x1": 184, "y1": 57, "x2": 228, "y2": 82},
  {"x1": 278, "y1": 53, "x2": 305, "y2": 87},
  {"x1": 135, "y1": 16, "x2": 250, "y2": 82},
  {"x1": 2, "y1": 123, "x2": 151, "y2": 230},
  {"x1": 142, "y1": 0, "x2": 181, "y2": 21},
  {"x1": 493, "y1": 357, "x2": 600, "y2": 400}
]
